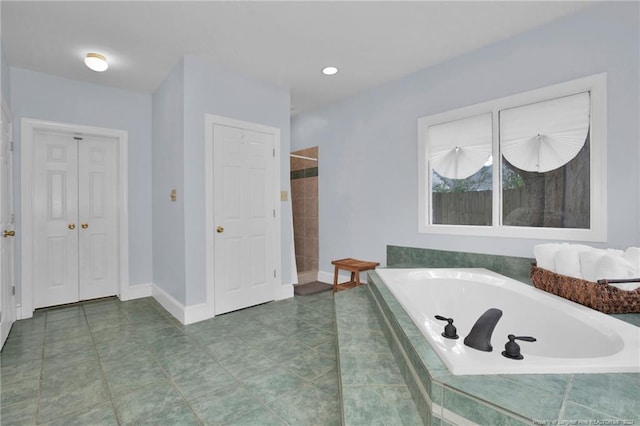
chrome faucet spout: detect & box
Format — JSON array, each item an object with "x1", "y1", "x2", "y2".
[{"x1": 463, "y1": 308, "x2": 503, "y2": 352}]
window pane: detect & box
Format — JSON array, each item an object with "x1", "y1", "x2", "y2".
[
  {"x1": 502, "y1": 133, "x2": 590, "y2": 228},
  {"x1": 432, "y1": 164, "x2": 492, "y2": 226}
]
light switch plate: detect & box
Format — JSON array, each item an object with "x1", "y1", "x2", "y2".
[
  {"x1": 280, "y1": 190, "x2": 288, "y2": 201},
  {"x1": 170, "y1": 189, "x2": 177, "y2": 202}
]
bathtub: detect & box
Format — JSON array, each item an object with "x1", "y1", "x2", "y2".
[{"x1": 376, "y1": 268, "x2": 640, "y2": 375}]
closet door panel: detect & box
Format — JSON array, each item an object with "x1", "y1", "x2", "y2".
[
  {"x1": 33, "y1": 131, "x2": 79, "y2": 308},
  {"x1": 78, "y1": 136, "x2": 119, "y2": 300}
]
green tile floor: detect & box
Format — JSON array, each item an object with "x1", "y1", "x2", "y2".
[{"x1": 0, "y1": 292, "x2": 340, "y2": 425}]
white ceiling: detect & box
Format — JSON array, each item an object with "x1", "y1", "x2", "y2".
[{"x1": 2, "y1": 1, "x2": 595, "y2": 114}]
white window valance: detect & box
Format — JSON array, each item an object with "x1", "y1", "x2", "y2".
[
  {"x1": 500, "y1": 92, "x2": 590, "y2": 173},
  {"x1": 428, "y1": 113, "x2": 492, "y2": 179}
]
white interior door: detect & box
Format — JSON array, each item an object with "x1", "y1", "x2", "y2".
[
  {"x1": 32, "y1": 130, "x2": 118, "y2": 309},
  {"x1": 78, "y1": 136, "x2": 119, "y2": 300},
  {"x1": 1, "y1": 105, "x2": 16, "y2": 348},
  {"x1": 33, "y1": 131, "x2": 79, "y2": 308},
  {"x1": 213, "y1": 123, "x2": 275, "y2": 314}
]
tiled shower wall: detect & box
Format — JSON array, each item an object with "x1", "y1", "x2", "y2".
[{"x1": 291, "y1": 147, "x2": 319, "y2": 283}]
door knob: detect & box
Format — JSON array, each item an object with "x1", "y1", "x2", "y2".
[
  {"x1": 216, "y1": 226, "x2": 224, "y2": 233},
  {"x1": 68, "y1": 224, "x2": 76, "y2": 230},
  {"x1": 3, "y1": 230, "x2": 15, "y2": 238},
  {"x1": 81, "y1": 224, "x2": 89, "y2": 229}
]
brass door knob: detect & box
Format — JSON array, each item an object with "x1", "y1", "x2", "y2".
[
  {"x1": 81, "y1": 224, "x2": 89, "y2": 229},
  {"x1": 3, "y1": 230, "x2": 15, "y2": 238},
  {"x1": 68, "y1": 224, "x2": 76, "y2": 230},
  {"x1": 216, "y1": 226, "x2": 224, "y2": 233}
]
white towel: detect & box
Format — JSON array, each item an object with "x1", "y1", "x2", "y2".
[
  {"x1": 623, "y1": 247, "x2": 640, "y2": 276},
  {"x1": 555, "y1": 244, "x2": 592, "y2": 279},
  {"x1": 579, "y1": 249, "x2": 606, "y2": 282},
  {"x1": 596, "y1": 253, "x2": 635, "y2": 282},
  {"x1": 534, "y1": 243, "x2": 561, "y2": 272}
]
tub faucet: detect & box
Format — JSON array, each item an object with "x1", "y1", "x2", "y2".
[{"x1": 463, "y1": 308, "x2": 503, "y2": 352}]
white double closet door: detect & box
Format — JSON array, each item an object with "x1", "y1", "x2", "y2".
[{"x1": 33, "y1": 130, "x2": 118, "y2": 309}]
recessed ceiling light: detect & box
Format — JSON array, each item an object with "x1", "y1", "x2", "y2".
[
  {"x1": 321, "y1": 66, "x2": 338, "y2": 76},
  {"x1": 84, "y1": 53, "x2": 109, "y2": 72}
]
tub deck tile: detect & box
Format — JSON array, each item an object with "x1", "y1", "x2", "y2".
[
  {"x1": 368, "y1": 268, "x2": 640, "y2": 426},
  {"x1": 443, "y1": 375, "x2": 563, "y2": 421},
  {"x1": 567, "y1": 373, "x2": 640, "y2": 422},
  {"x1": 334, "y1": 286, "x2": 422, "y2": 425}
]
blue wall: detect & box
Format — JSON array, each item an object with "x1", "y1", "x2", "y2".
[
  {"x1": 9, "y1": 68, "x2": 154, "y2": 299},
  {"x1": 151, "y1": 59, "x2": 186, "y2": 303},
  {"x1": 1, "y1": 48, "x2": 10, "y2": 107},
  {"x1": 151, "y1": 56, "x2": 292, "y2": 306},
  {"x1": 7, "y1": 56, "x2": 291, "y2": 310},
  {"x1": 291, "y1": 2, "x2": 640, "y2": 274},
  {"x1": 182, "y1": 56, "x2": 292, "y2": 305}
]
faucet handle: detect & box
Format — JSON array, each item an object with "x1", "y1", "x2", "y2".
[
  {"x1": 435, "y1": 315, "x2": 459, "y2": 339},
  {"x1": 513, "y1": 335, "x2": 536, "y2": 342},
  {"x1": 502, "y1": 334, "x2": 537, "y2": 360}
]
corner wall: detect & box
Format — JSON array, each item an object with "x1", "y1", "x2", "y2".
[
  {"x1": 291, "y1": 2, "x2": 640, "y2": 273},
  {"x1": 151, "y1": 59, "x2": 187, "y2": 304},
  {"x1": 1, "y1": 48, "x2": 10, "y2": 108},
  {"x1": 151, "y1": 55, "x2": 292, "y2": 310},
  {"x1": 181, "y1": 55, "x2": 292, "y2": 306}
]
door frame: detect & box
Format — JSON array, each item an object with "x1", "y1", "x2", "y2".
[
  {"x1": 204, "y1": 114, "x2": 281, "y2": 316},
  {"x1": 1, "y1": 99, "x2": 15, "y2": 348},
  {"x1": 20, "y1": 118, "x2": 129, "y2": 317}
]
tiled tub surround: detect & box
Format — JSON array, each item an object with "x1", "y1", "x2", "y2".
[
  {"x1": 368, "y1": 271, "x2": 640, "y2": 425},
  {"x1": 386, "y1": 245, "x2": 640, "y2": 327},
  {"x1": 334, "y1": 286, "x2": 423, "y2": 425},
  {"x1": 377, "y1": 268, "x2": 640, "y2": 375},
  {"x1": 387, "y1": 245, "x2": 534, "y2": 284}
]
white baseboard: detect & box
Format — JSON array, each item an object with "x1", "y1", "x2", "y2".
[
  {"x1": 151, "y1": 282, "x2": 297, "y2": 324},
  {"x1": 184, "y1": 303, "x2": 213, "y2": 325},
  {"x1": 16, "y1": 306, "x2": 28, "y2": 320},
  {"x1": 120, "y1": 283, "x2": 152, "y2": 301},
  {"x1": 152, "y1": 284, "x2": 187, "y2": 324},
  {"x1": 151, "y1": 284, "x2": 214, "y2": 325},
  {"x1": 275, "y1": 283, "x2": 294, "y2": 300}
]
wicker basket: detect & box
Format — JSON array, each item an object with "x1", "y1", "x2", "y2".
[{"x1": 530, "y1": 264, "x2": 640, "y2": 314}]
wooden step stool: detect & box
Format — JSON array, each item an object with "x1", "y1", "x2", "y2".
[{"x1": 331, "y1": 258, "x2": 380, "y2": 293}]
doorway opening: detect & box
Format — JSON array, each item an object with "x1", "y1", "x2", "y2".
[{"x1": 290, "y1": 147, "x2": 318, "y2": 284}]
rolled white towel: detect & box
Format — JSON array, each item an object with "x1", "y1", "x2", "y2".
[
  {"x1": 555, "y1": 244, "x2": 592, "y2": 279},
  {"x1": 579, "y1": 249, "x2": 607, "y2": 282},
  {"x1": 606, "y1": 248, "x2": 625, "y2": 257},
  {"x1": 623, "y1": 247, "x2": 640, "y2": 276},
  {"x1": 595, "y1": 253, "x2": 635, "y2": 282},
  {"x1": 534, "y1": 243, "x2": 561, "y2": 272}
]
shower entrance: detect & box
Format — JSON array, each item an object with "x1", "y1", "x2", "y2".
[{"x1": 290, "y1": 147, "x2": 318, "y2": 284}]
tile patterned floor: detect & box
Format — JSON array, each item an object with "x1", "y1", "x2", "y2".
[{"x1": 0, "y1": 291, "x2": 340, "y2": 425}]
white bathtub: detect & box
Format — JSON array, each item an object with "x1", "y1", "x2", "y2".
[{"x1": 376, "y1": 268, "x2": 640, "y2": 375}]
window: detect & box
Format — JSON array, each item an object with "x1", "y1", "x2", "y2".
[{"x1": 418, "y1": 73, "x2": 606, "y2": 241}]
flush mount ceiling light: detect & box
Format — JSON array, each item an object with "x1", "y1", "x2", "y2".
[
  {"x1": 84, "y1": 53, "x2": 109, "y2": 72},
  {"x1": 321, "y1": 66, "x2": 338, "y2": 76}
]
